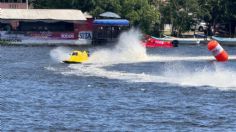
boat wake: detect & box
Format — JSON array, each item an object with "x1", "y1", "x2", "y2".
[
  {"x1": 62, "y1": 62, "x2": 236, "y2": 90},
  {"x1": 49, "y1": 29, "x2": 236, "y2": 90},
  {"x1": 50, "y1": 47, "x2": 71, "y2": 63}
]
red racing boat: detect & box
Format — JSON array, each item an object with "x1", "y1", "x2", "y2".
[{"x1": 144, "y1": 36, "x2": 178, "y2": 48}]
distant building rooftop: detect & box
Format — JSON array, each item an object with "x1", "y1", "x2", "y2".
[{"x1": 0, "y1": 9, "x2": 87, "y2": 21}]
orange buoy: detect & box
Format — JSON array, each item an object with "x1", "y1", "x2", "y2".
[{"x1": 208, "y1": 40, "x2": 228, "y2": 62}]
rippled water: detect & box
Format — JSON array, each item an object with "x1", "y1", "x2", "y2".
[{"x1": 1, "y1": 31, "x2": 236, "y2": 131}]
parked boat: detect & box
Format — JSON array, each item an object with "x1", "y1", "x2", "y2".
[
  {"x1": 156, "y1": 35, "x2": 208, "y2": 45},
  {"x1": 212, "y1": 36, "x2": 236, "y2": 46}
]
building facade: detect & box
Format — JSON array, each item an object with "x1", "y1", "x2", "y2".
[
  {"x1": 0, "y1": 0, "x2": 27, "y2": 9},
  {"x1": 0, "y1": 9, "x2": 95, "y2": 45}
]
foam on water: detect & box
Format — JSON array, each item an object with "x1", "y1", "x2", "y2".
[
  {"x1": 65, "y1": 62, "x2": 236, "y2": 90},
  {"x1": 87, "y1": 29, "x2": 147, "y2": 64},
  {"x1": 50, "y1": 47, "x2": 71, "y2": 62},
  {"x1": 161, "y1": 62, "x2": 236, "y2": 90},
  {"x1": 147, "y1": 55, "x2": 236, "y2": 62},
  {"x1": 49, "y1": 29, "x2": 236, "y2": 90}
]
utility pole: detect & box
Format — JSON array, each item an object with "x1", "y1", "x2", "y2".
[{"x1": 26, "y1": 0, "x2": 29, "y2": 9}]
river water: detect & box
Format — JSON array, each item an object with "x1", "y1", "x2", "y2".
[{"x1": 1, "y1": 30, "x2": 236, "y2": 131}]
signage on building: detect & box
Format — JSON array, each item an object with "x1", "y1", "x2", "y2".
[
  {"x1": 61, "y1": 33, "x2": 75, "y2": 39},
  {"x1": 79, "y1": 31, "x2": 92, "y2": 40}
]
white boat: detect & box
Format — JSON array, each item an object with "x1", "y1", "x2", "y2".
[
  {"x1": 212, "y1": 36, "x2": 236, "y2": 46},
  {"x1": 154, "y1": 35, "x2": 209, "y2": 45}
]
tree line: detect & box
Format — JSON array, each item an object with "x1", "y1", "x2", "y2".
[{"x1": 30, "y1": 0, "x2": 236, "y2": 36}]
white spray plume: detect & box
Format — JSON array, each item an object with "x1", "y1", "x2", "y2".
[
  {"x1": 48, "y1": 29, "x2": 236, "y2": 90},
  {"x1": 50, "y1": 47, "x2": 71, "y2": 62},
  {"x1": 88, "y1": 28, "x2": 147, "y2": 64}
]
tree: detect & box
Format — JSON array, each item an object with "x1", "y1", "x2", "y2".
[
  {"x1": 121, "y1": 0, "x2": 160, "y2": 34},
  {"x1": 198, "y1": 0, "x2": 236, "y2": 36},
  {"x1": 90, "y1": 0, "x2": 122, "y2": 17},
  {"x1": 30, "y1": 0, "x2": 160, "y2": 34},
  {"x1": 159, "y1": 0, "x2": 199, "y2": 36},
  {"x1": 31, "y1": 0, "x2": 95, "y2": 12}
]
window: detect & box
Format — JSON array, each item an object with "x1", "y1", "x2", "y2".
[
  {"x1": 72, "y1": 52, "x2": 78, "y2": 56},
  {"x1": 0, "y1": 0, "x2": 7, "y2": 3},
  {"x1": 18, "y1": 21, "x2": 74, "y2": 32},
  {"x1": 0, "y1": 0, "x2": 25, "y2": 3}
]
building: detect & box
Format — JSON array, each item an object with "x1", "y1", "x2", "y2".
[
  {"x1": 92, "y1": 19, "x2": 130, "y2": 45},
  {"x1": 0, "y1": 0, "x2": 28, "y2": 9},
  {"x1": 0, "y1": 8, "x2": 130, "y2": 45},
  {"x1": 0, "y1": 9, "x2": 93, "y2": 45}
]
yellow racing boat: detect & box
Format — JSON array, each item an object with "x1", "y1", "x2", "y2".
[{"x1": 63, "y1": 50, "x2": 89, "y2": 64}]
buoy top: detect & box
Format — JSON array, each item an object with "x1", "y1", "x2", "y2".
[{"x1": 208, "y1": 40, "x2": 218, "y2": 51}]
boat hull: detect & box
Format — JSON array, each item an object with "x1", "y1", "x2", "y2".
[
  {"x1": 63, "y1": 61, "x2": 82, "y2": 64},
  {"x1": 212, "y1": 36, "x2": 236, "y2": 46},
  {"x1": 156, "y1": 36, "x2": 208, "y2": 45},
  {"x1": 144, "y1": 36, "x2": 175, "y2": 48}
]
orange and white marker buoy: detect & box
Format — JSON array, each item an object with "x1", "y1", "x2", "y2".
[{"x1": 208, "y1": 40, "x2": 228, "y2": 62}]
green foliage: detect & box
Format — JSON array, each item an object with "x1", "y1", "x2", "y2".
[
  {"x1": 121, "y1": 0, "x2": 160, "y2": 33},
  {"x1": 30, "y1": 0, "x2": 160, "y2": 34},
  {"x1": 159, "y1": 0, "x2": 199, "y2": 35},
  {"x1": 31, "y1": 0, "x2": 95, "y2": 11},
  {"x1": 30, "y1": 0, "x2": 236, "y2": 35},
  {"x1": 158, "y1": 0, "x2": 236, "y2": 36},
  {"x1": 89, "y1": 0, "x2": 122, "y2": 16}
]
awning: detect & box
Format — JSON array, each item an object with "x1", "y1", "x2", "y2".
[
  {"x1": 0, "y1": 9, "x2": 87, "y2": 21},
  {"x1": 93, "y1": 19, "x2": 129, "y2": 26}
]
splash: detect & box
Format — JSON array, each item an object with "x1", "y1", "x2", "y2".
[
  {"x1": 48, "y1": 29, "x2": 236, "y2": 90},
  {"x1": 146, "y1": 54, "x2": 236, "y2": 63},
  {"x1": 88, "y1": 29, "x2": 147, "y2": 64},
  {"x1": 161, "y1": 62, "x2": 236, "y2": 90},
  {"x1": 63, "y1": 62, "x2": 236, "y2": 90},
  {"x1": 50, "y1": 47, "x2": 71, "y2": 62}
]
